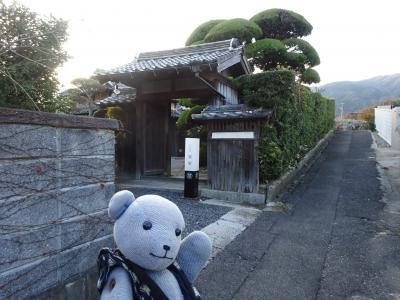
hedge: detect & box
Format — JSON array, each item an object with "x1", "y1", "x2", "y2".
[{"x1": 235, "y1": 71, "x2": 335, "y2": 181}]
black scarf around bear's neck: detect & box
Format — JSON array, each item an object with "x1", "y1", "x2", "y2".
[{"x1": 97, "y1": 247, "x2": 201, "y2": 300}]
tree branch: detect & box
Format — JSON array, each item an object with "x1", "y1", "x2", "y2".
[{"x1": 0, "y1": 69, "x2": 41, "y2": 111}]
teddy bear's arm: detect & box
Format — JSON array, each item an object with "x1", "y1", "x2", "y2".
[
  {"x1": 176, "y1": 231, "x2": 212, "y2": 283},
  {"x1": 100, "y1": 267, "x2": 133, "y2": 300}
]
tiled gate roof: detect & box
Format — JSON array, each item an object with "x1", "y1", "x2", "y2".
[
  {"x1": 95, "y1": 39, "x2": 246, "y2": 76},
  {"x1": 192, "y1": 104, "x2": 272, "y2": 120}
]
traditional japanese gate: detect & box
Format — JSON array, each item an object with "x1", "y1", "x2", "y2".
[{"x1": 95, "y1": 39, "x2": 252, "y2": 180}]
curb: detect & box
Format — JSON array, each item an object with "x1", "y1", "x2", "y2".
[
  {"x1": 265, "y1": 129, "x2": 335, "y2": 203},
  {"x1": 200, "y1": 188, "x2": 265, "y2": 206},
  {"x1": 200, "y1": 205, "x2": 262, "y2": 260}
]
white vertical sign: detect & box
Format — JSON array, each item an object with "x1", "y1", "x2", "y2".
[{"x1": 185, "y1": 138, "x2": 200, "y2": 171}]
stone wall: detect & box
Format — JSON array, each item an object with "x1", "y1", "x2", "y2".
[{"x1": 0, "y1": 108, "x2": 119, "y2": 299}]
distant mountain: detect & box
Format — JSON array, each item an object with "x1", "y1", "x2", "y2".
[{"x1": 317, "y1": 73, "x2": 400, "y2": 115}]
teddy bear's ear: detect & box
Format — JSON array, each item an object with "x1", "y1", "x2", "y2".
[{"x1": 108, "y1": 190, "x2": 135, "y2": 220}]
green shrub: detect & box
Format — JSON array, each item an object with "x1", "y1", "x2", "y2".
[
  {"x1": 185, "y1": 20, "x2": 225, "y2": 46},
  {"x1": 284, "y1": 51, "x2": 307, "y2": 71},
  {"x1": 106, "y1": 106, "x2": 125, "y2": 122},
  {"x1": 234, "y1": 70, "x2": 296, "y2": 109},
  {"x1": 284, "y1": 38, "x2": 320, "y2": 67},
  {"x1": 244, "y1": 38, "x2": 320, "y2": 75},
  {"x1": 106, "y1": 106, "x2": 127, "y2": 140},
  {"x1": 204, "y1": 18, "x2": 262, "y2": 44},
  {"x1": 176, "y1": 105, "x2": 205, "y2": 130},
  {"x1": 245, "y1": 38, "x2": 287, "y2": 70},
  {"x1": 235, "y1": 71, "x2": 335, "y2": 182},
  {"x1": 301, "y1": 68, "x2": 320, "y2": 84},
  {"x1": 177, "y1": 98, "x2": 193, "y2": 107},
  {"x1": 191, "y1": 39, "x2": 206, "y2": 45},
  {"x1": 258, "y1": 125, "x2": 284, "y2": 179},
  {"x1": 367, "y1": 116, "x2": 375, "y2": 131},
  {"x1": 250, "y1": 8, "x2": 313, "y2": 39}
]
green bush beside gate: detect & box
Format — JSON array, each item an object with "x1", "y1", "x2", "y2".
[{"x1": 235, "y1": 71, "x2": 335, "y2": 181}]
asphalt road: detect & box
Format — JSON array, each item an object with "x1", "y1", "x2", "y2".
[{"x1": 196, "y1": 130, "x2": 400, "y2": 299}]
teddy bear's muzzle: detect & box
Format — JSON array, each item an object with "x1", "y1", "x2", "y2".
[{"x1": 150, "y1": 246, "x2": 174, "y2": 260}]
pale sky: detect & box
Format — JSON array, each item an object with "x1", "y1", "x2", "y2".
[{"x1": 8, "y1": 0, "x2": 400, "y2": 88}]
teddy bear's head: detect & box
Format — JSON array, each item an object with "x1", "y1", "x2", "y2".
[{"x1": 108, "y1": 190, "x2": 185, "y2": 271}]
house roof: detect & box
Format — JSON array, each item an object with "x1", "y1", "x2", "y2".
[
  {"x1": 103, "y1": 81, "x2": 134, "y2": 91},
  {"x1": 96, "y1": 82, "x2": 136, "y2": 107},
  {"x1": 192, "y1": 104, "x2": 272, "y2": 121},
  {"x1": 96, "y1": 94, "x2": 136, "y2": 107},
  {"x1": 95, "y1": 39, "x2": 251, "y2": 76}
]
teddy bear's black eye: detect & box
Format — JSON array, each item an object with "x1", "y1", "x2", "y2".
[
  {"x1": 143, "y1": 221, "x2": 152, "y2": 230},
  {"x1": 175, "y1": 228, "x2": 181, "y2": 236}
]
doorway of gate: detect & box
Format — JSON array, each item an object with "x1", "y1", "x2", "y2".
[
  {"x1": 134, "y1": 100, "x2": 171, "y2": 177},
  {"x1": 143, "y1": 101, "x2": 169, "y2": 175}
]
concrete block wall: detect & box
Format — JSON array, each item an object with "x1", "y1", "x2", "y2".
[
  {"x1": 375, "y1": 106, "x2": 393, "y2": 145},
  {"x1": 0, "y1": 108, "x2": 119, "y2": 299},
  {"x1": 392, "y1": 108, "x2": 400, "y2": 150},
  {"x1": 375, "y1": 106, "x2": 400, "y2": 149}
]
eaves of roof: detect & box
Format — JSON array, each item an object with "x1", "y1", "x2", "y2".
[
  {"x1": 192, "y1": 104, "x2": 272, "y2": 121},
  {"x1": 95, "y1": 39, "x2": 247, "y2": 76},
  {"x1": 96, "y1": 94, "x2": 135, "y2": 107}
]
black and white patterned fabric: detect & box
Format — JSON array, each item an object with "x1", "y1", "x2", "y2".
[{"x1": 97, "y1": 248, "x2": 201, "y2": 300}]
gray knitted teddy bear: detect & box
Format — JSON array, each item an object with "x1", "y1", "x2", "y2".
[{"x1": 99, "y1": 190, "x2": 212, "y2": 300}]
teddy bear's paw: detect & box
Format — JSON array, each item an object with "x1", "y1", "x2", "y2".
[
  {"x1": 176, "y1": 231, "x2": 212, "y2": 283},
  {"x1": 108, "y1": 190, "x2": 135, "y2": 220}
]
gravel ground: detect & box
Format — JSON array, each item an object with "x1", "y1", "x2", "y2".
[{"x1": 125, "y1": 188, "x2": 232, "y2": 237}]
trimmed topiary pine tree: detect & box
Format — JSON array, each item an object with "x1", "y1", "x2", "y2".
[
  {"x1": 247, "y1": 9, "x2": 320, "y2": 83},
  {"x1": 250, "y1": 8, "x2": 313, "y2": 40},
  {"x1": 185, "y1": 20, "x2": 225, "y2": 46},
  {"x1": 203, "y1": 18, "x2": 262, "y2": 44},
  {"x1": 185, "y1": 8, "x2": 321, "y2": 84}
]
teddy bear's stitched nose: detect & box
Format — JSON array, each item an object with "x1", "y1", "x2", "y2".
[{"x1": 163, "y1": 245, "x2": 170, "y2": 251}]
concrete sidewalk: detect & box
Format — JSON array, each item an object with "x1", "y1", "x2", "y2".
[{"x1": 196, "y1": 130, "x2": 400, "y2": 299}]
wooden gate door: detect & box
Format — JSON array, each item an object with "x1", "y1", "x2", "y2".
[
  {"x1": 144, "y1": 102, "x2": 168, "y2": 175},
  {"x1": 208, "y1": 136, "x2": 258, "y2": 193}
]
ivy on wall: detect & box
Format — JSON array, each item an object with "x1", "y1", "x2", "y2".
[{"x1": 235, "y1": 71, "x2": 335, "y2": 181}]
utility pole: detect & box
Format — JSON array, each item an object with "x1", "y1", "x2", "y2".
[{"x1": 340, "y1": 103, "x2": 344, "y2": 120}]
